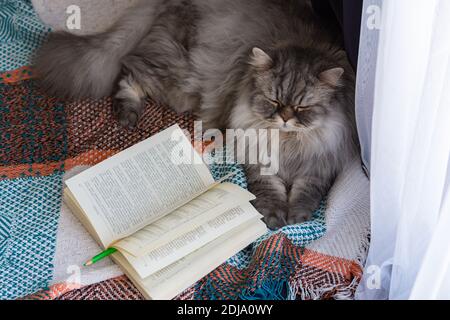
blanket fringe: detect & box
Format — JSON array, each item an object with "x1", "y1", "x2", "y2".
[
  {"x1": 239, "y1": 279, "x2": 292, "y2": 300},
  {"x1": 238, "y1": 276, "x2": 361, "y2": 301},
  {"x1": 288, "y1": 275, "x2": 362, "y2": 301},
  {"x1": 288, "y1": 224, "x2": 371, "y2": 301}
]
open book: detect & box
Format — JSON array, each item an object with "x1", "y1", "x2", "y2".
[{"x1": 64, "y1": 125, "x2": 267, "y2": 300}]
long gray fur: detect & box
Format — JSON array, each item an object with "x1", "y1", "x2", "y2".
[{"x1": 36, "y1": 0, "x2": 359, "y2": 228}]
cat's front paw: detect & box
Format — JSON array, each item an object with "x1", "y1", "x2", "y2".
[
  {"x1": 265, "y1": 214, "x2": 287, "y2": 230},
  {"x1": 113, "y1": 98, "x2": 145, "y2": 129},
  {"x1": 287, "y1": 207, "x2": 313, "y2": 225},
  {"x1": 255, "y1": 206, "x2": 288, "y2": 230}
]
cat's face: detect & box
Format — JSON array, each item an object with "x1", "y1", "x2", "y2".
[{"x1": 249, "y1": 48, "x2": 345, "y2": 133}]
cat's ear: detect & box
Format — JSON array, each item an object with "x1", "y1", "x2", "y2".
[
  {"x1": 319, "y1": 67, "x2": 344, "y2": 87},
  {"x1": 250, "y1": 47, "x2": 273, "y2": 70}
]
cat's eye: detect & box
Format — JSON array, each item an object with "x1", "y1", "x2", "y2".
[
  {"x1": 268, "y1": 99, "x2": 281, "y2": 109},
  {"x1": 294, "y1": 105, "x2": 311, "y2": 112}
]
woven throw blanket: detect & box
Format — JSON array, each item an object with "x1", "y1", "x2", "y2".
[
  {"x1": 0, "y1": 0, "x2": 50, "y2": 72},
  {"x1": 0, "y1": 2, "x2": 370, "y2": 300}
]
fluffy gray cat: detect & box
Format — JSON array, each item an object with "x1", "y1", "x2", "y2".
[{"x1": 36, "y1": 0, "x2": 359, "y2": 228}]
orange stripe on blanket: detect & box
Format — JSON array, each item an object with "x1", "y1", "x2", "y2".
[
  {"x1": 22, "y1": 282, "x2": 82, "y2": 300},
  {"x1": 301, "y1": 248, "x2": 363, "y2": 280},
  {"x1": 64, "y1": 149, "x2": 119, "y2": 170},
  {"x1": 0, "y1": 150, "x2": 118, "y2": 180},
  {"x1": 0, "y1": 162, "x2": 65, "y2": 180},
  {"x1": 0, "y1": 66, "x2": 35, "y2": 84}
]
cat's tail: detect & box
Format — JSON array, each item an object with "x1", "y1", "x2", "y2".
[{"x1": 35, "y1": 0, "x2": 164, "y2": 99}]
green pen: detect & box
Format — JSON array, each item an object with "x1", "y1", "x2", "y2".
[{"x1": 84, "y1": 247, "x2": 118, "y2": 266}]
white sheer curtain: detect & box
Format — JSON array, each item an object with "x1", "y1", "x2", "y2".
[{"x1": 356, "y1": 0, "x2": 450, "y2": 300}]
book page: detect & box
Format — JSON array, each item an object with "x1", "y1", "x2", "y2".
[
  {"x1": 114, "y1": 183, "x2": 255, "y2": 256},
  {"x1": 112, "y1": 219, "x2": 267, "y2": 300},
  {"x1": 65, "y1": 125, "x2": 215, "y2": 247},
  {"x1": 122, "y1": 202, "x2": 262, "y2": 279}
]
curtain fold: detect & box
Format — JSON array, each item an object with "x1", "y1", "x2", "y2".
[
  {"x1": 356, "y1": 0, "x2": 450, "y2": 300},
  {"x1": 355, "y1": 0, "x2": 381, "y2": 172}
]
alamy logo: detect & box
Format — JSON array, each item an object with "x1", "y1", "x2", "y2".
[
  {"x1": 366, "y1": 265, "x2": 382, "y2": 290},
  {"x1": 170, "y1": 122, "x2": 281, "y2": 176},
  {"x1": 66, "y1": 5, "x2": 81, "y2": 30},
  {"x1": 65, "y1": 265, "x2": 82, "y2": 290},
  {"x1": 366, "y1": 5, "x2": 382, "y2": 30}
]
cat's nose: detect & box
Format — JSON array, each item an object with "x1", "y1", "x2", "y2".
[{"x1": 280, "y1": 109, "x2": 294, "y2": 122}]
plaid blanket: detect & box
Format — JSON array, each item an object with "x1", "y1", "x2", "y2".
[{"x1": 0, "y1": 1, "x2": 370, "y2": 300}]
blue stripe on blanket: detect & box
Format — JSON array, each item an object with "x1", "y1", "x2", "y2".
[
  {"x1": 0, "y1": 0, "x2": 51, "y2": 72},
  {"x1": 0, "y1": 173, "x2": 63, "y2": 299}
]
